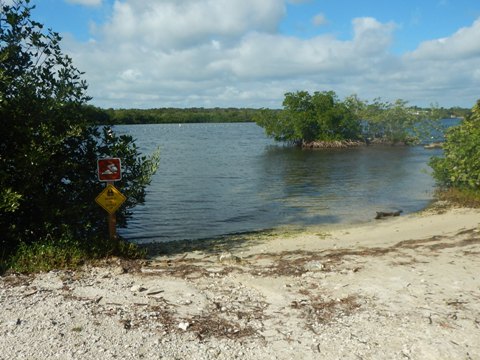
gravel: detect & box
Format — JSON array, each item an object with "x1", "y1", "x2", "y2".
[{"x1": 2, "y1": 224, "x2": 480, "y2": 359}]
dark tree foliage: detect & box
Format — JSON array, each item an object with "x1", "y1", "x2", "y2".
[
  {"x1": 81, "y1": 105, "x2": 468, "y2": 127},
  {"x1": 430, "y1": 100, "x2": 480, "y2": 190},
  {"x1": 0, "y1": 1, "x2": 159, "y2": 255},
  {"x1": 254, "y1": 90, "x2": 362, "y2": 145},
  {"x1": 428, "y1": 106, "x2": 470, "y2": 120},
  {"x1": 254, "y1": 90, "x2": 440, "y2": 146},
  {"x1": 105, "y1": 107, "x2": 260, "y2": 124}
]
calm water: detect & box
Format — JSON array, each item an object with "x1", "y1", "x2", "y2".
[{"x1": 116, "y1": 122, "x2": 443, "y2": 243}]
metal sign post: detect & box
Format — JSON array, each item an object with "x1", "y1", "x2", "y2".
[{"x1": 95, "y1": 158, "x2": 125, "y2": 242}]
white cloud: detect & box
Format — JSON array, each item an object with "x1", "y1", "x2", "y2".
[
  {"x1": 65, "y1": 0, "x2": 102, "y2": 6},
  {"x1": 119, "y1": 68, "x2": 142, "y2": 82},
  {"x1": 61, "y1": 0, "x2": 480, "y2": 109},
  {"x1": 406, "y1": 18, "x2": 480, "y2": 60},
  {"x1": 99, "y1": 0, "x2": 285, "y2": 50},
  {"x1": 386, "y1": 19, "x2": 480, "y2": 107},
  {"x1": 312, "y1": 13, "x2": 327, "y2": 27}
]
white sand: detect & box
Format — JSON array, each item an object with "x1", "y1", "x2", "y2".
[{"x1": 1, "y1": 207, "x2": 480, "y2": 359}]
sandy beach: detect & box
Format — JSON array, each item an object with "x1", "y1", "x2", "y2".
[{"x1": 1, "y1": 206, "x2": 480, "y2": 359}]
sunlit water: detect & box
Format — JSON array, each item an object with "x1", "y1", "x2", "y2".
[{"x1": 115, "y1": 122, "x2": 443, "y2": 244}]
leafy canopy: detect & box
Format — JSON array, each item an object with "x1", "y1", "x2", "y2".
[
  {"x1": 430, "y1": 100, "x2": 480, "y2": 190},
  {"x1": 0, "y1": 0, "x2": 159, "y2": 256},
  {"x1": 255, "y1": 90, "x2": 362, "y2": 144},
  {"x1": 361, "y1": 98, "x2": 440, "y2": 144},
  {"x1": 254, "y1": 90, "x2": 439, "y2": 145}
]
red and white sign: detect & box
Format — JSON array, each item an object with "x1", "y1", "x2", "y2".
[{"x1": 97, "y1": 158, "x2": 122, "y2": 182}]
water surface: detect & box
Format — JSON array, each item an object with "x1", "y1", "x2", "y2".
[{"x1": 116, "y1": 123, "x2": 442, "y2": 243}]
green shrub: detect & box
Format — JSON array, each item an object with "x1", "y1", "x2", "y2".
[
  {"x1": 430, "y1": 100, "x2": 480, "y2": 190},
  {"x1": 9, "y1": 237, "x2": 86, "y2": 273},
  {"x1": 0, "y1": 0, "x2": 159, "y2": 262},
  {"x1": 254, "y1": 90, "x2": 439, "y2": 145},
  {"x1": 4, "y1": 232, "x2": 146, "y2": 274},
  {"x1": 254, "y1": 91, "x2": 361, "y2": 144}
]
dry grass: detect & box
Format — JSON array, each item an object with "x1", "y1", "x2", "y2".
[
  {"x1": 188, "y1": 313, "x2": 258, "y2": 340},
  {"x1": 291, "y1": 294, "x2": 361, "y2": 329},
  {"x1": 434, "y1": 188, "x2": 480, "y2": 208},
  {"x1": 0, "y1": 273, "x2": 32, "y2": 288},
  {"x1": 90, "y1": 296, "x2": 263, "y2": 340},
  {"x1": 136, "y1": 226, "x2": 480, "y2": 281}
]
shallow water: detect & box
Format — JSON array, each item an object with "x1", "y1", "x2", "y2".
[{"x1": 115, "y1": 122, "x2": 443, "y2": 243}]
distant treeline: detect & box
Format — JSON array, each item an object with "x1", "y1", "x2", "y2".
[
  {"x1": 85, "y1": 107, "x2": 271, "y2": 124},
  {"x1": 411, "y1": 106, "x2": 470, "y2": 119},
  {"x1": 83, "y1": 105, "x2": 469, "y2": 125}
]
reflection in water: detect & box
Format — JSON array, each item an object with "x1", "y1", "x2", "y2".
[
  {"x1": 116, "y1": 123, "x2": 441, "y2": 243},
  {"x1": 256, "y1": 145, "x2": 434, "y2": 226}
]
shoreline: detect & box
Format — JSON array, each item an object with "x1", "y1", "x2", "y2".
[
  {"x1": 2, "y1": 206, "x2": 480, "y2": 359},
  {"x1": 203, "y1": 204, "x2": 480, "y2": 257},
  {"x1": 139, "y1": 200, "x2": 451, "y2": 256}
]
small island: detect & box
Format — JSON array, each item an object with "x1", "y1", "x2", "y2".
[{"x1": 254, "y1": 90, "x2": 445, "y2": 148}]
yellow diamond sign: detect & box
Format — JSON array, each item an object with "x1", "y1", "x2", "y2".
[{"x1": 95, "y1": 184, "x2": 126, "y2": 214}]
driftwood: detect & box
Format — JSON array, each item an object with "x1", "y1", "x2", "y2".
[
  {"x1": 424, "y1": 142, "x2": 443, "y2": 149},
  {"x1": 375, "y1": 210, "x2": 403, "y2": 220},
  {"x1": 301, "y1": 140, "x2": 366, "y2": 149}
]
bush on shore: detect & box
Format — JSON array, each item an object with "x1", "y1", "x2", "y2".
[
  {"x1": 430, "y1": 100, "x2": 480, "y2": 198},
  {"x1": 0, "y1": 1, "x2": 157, "y2": 273}
]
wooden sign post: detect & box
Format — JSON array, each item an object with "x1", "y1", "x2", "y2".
[{"x1": 95, "y1": 158, "x2": 125, "y2": 241}]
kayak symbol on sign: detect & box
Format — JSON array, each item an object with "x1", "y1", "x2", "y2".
[{"x1": 97, "y1": 158, "x2": 122, "y2": 181}]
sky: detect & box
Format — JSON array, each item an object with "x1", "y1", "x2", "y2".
[{"x1": 7, "y1": 0, "x2": 480, "y2": 109}]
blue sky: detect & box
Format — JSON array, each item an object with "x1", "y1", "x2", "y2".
[{"x1": 14, "y1": 0, "x2": 480, "y2": 108}]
